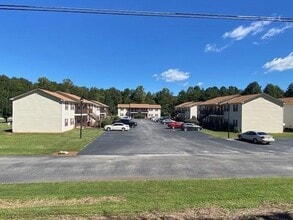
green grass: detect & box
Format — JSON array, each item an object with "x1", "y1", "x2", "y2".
[
  {"x1": 0, "y1": 178, "x2": 292, "y2": 218},
  {"x1": 202, "y1": 129, "x2": 293, "y2": 139},
  {"x1": 0, "y1": 123, "x2": 103, "y2": 155},
  {"x1": 202, "y1": 129, "x2": 239, "y2": 139}
]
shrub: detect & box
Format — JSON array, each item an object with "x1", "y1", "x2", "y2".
[{"x1": 101, "y1": 118, "x2": 112, "y2": 128}]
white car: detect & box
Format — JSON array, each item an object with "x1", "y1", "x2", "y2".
[
  {"x1": 238, "y1": 131, "x2": 275, "y2": 144},
  {"x1": 104, "y1": 123, "x2": 129, "y2": 131}
]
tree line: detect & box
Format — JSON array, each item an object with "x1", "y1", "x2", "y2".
[{"x1": 0, "y1": 74, "x2": 293, "y2": 119}]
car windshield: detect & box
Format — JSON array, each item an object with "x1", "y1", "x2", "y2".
[{"x1": 257, "y1": 132, "x2": 268, "y2": 135}]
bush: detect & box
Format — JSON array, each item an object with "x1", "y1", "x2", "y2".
[
  {"x1": 101, "y1": 118, "x2": 112, "y2": 128},
  {"x1": 185, "y1": 116, "x2": 199, "y2": 124}
]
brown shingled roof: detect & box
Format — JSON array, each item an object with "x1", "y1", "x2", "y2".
[
  {"x1": 118, "y1": 103, "x2": 161, "y2": 109},
  {"x1": 56, "y1": 91, "x2": 93, "y2": 104},
  {"x1": 91, "y1": 100, "x2": 109, "y2": 108},
  {"x1": 200, "y1": 94, "x2": 240, "y2": 105},
  {"x1": 39, "y1": 89, "x2": 76, "y2": 102},
  {"x1": 280, "y1": 97, "x2": 293, "y2": 105},
  {"x1": 226, "y1": 94, "x2": 261, "y2": 104},
  {"x1": 175, "y1": 101, "x2": 202, "y2": 108}
]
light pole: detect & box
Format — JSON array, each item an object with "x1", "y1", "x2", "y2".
[
  {"x1": 227, "y1": 104, "x2": 230, "y2": 139},
  {"x1": 80, "y1": 97, "x2": 84, "y2": 139}
]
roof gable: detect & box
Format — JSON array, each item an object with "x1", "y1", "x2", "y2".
[
  {"x1": 11, "y1": 89, "x2": 76, "y2": 103},
  {"x1": 227, "y1": 93, "x2": 283, "y2": 107}
]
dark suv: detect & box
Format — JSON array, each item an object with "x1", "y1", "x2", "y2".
[{"x1": 115, "y1": 119, "x2": 137, "y2": 128}]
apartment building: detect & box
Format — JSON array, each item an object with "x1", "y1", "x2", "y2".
[
  {"x1": 11, "y1": 89, "x2": 108, "y2": 133},
  {"x1": 117, "y1": 103, "x2": 161, "y2": 119}
]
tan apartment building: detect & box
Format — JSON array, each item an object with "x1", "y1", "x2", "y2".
[
  {"x1": 280, "y1": 97, "x2": 293, "y2": 130},
  {"x1": 117, "y1": 103, "x2": 161, "y2": 119},
  {"x1": 199, "y1": 93, "x2": 284, "y2": 133},
  {"x1": 11, "y1": 89, "x2": 108, "y2": 133},
  {"x1": 174, "y1": 101, "x2": 202, "y2": 119}
]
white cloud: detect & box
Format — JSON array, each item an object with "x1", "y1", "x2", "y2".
[
  {"x1": 205, "y1": 43, "x2": 221, "y2": 53},
  {"x1": 263, "y1": 52, "x2": 293, "y2": 72},
  {"x1": 197, "y1": 82, "x2": 204, "y2": 87},
  {"x1": 204, "y1": 43, "x2": 231, "y2": 53},
  {"x1": 156, "y1": 69, "x2": 190, "y2": 82},
  {"x1": 262, "y1": 23, "x2": 293, "y2": 40},
  {"x1": 223, "y1": 21, "x2": 271, "y2": 40}
]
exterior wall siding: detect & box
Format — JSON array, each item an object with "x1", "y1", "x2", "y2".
[
  {"x1": 241, "y1": 97, "x2": 283, "y2": 133},
  {"x1": 61, "y1": 102, "x2": 76, "y2": 132},
  {"x1": 13, "y1": 93, "x2": 63, "y2": 133},
  {"x1": 224, "y1": 104, "x2": 242, "y2": 132},
  {"x1": 284, "y1": 105, "x2": 293, "y2": 129},
  {"x1": 190, "y1": 106, "x2": 198, "y2": 119}
]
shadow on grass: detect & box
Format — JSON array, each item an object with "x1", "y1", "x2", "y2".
[
  {"x1": 4, "y1": 128, "x2": 12, "y2": 133},
  {"x1": 239, "y1": 212, "x2": 292, "y2": 220}
]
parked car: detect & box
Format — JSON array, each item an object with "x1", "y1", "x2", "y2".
[
  {"x1": 238, "y1": 131, "x2": 275, "y2": 144},
  {"x1": 161, "y1": 119, "x2": 174, "y2": 124},
  {"x1": 181, "y1": 123, "x2": 202, "y2": 131},
  {"x1": 104, "y1": 123, "x2": 130, "y2": 131},
  {"x1": 167, "y1": 121, "x2": 183, "y2": 129},
  {"x1": 115, "y1": 119, "x2": 137, "y2": 128}
]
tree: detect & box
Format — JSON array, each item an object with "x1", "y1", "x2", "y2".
[
  {"x1": 242, "y1": 81, "x2": 262, "y2": 95},
  {"x1": 59, "y1": 79, "x2": 74, "y2": 93},
  {"x1": 176, "y1": 90, "x2": 188, "y2": 104},
  {"x1": 130, "y1": 85, "x2": 146, "y2": 103},
  {"x1": 121, "y1": 88, "x2": 132, "y2": 104},
  {"x1": 263, "y1": 84, "x2": 284, "y2": 98},
  {"x1": 154, "y1": 88, "x2": 175, "y2": 116},
  {"x1": 285, "y1": 83, "x2": 293, "y2": 97},
  {"x1": 145, "y1": 92, "x2": 156, "y2": 104},
  {"x1": 36, "y1": 77, "x2": 58, "y2": 91},
  {"x1": 204, "y1": 86, "x2": 220, "y2": 100},
  {"x1": 186, "y1": 86, "x2": 203, "y2": 101},
  {"x1": 104, "y1": 87, "x2": 122, "y2": 115}
]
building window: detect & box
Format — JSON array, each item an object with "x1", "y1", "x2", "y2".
[
  {"x1": 233, "y1": 120, "x2": 238, "y2": 127},
  {"x1": 233, "y1": 105, "x2": 238, "y2": 112},
  {"x1": 70, "y1": 118, "x2": 74, "y2": 125},
  {"x1": 71, "y1": 104, "x2": 75, "y2": 110},
  {"x1": 224, "y1": 105, "x2": 230, "y2": 112},
  {"x1": 65, "y1": 119, "x2": 68, "y2": 126},
  {"x1": 65, "y1": 102, "x2": 69, "y2": 110}
]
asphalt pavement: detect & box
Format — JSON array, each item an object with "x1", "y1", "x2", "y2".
[{"x1": 0, "y1": 120, "x2": 292, "y2": 183}]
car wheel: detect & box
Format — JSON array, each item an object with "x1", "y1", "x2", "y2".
[
  {"x1": 106, "y1": 127, "x2": 111, "y2": 131},
  {"x1": 253, "y1": 138, "x2": 258, "y2": 144},
  {"x1": 121, "y1": 128, "x2": 125, "y2": 131}
]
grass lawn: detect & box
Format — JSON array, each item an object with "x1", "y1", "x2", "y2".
[
  {"x1": 202, "y1": 129, "x2": 293, "y2": 139},
  {"x1": 0, "y1": 122, "x2": 103, "y2": 155},
  {"x1": 0, "y1": 178, "x2": 292, "y2": 219}
]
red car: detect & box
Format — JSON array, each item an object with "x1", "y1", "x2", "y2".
[{"x1": 167, "y1": 121, "x2": 183, "y2": 129}]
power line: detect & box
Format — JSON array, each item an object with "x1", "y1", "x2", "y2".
[{"x1": 0, "y1": 4, "x2": 293, "y2": 22}]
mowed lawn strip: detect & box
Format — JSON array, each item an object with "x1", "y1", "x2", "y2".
[
  {"x1": 0, "y1": 178, "x2": 292, "y2": 218},
  {"x1": 202, "y1": 129, "x2": 293, "y2": 139},
  {"x1": 0, "y1": 123, "x2": 102, "y2": 155}
]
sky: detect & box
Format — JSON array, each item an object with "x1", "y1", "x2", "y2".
[{"x1": 0, "y1": 0, "x2": 293, "y2": 95}]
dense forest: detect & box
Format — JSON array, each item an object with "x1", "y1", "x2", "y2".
[{"x1": 1, "y1": 74, "x2": 293, "y2": 119}]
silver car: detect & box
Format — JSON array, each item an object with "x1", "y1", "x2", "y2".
[
  {"x1": 238, "y1": 131, "x2": 275, "y2": 144},
  {"x1": 104, "y1": 123, "x2": 130, "y2": 131}
]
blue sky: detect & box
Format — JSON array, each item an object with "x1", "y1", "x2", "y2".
[{"x1": 1, "y1": 0, "x2": 293, "y2": 95}]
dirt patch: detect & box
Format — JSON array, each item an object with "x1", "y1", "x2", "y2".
[
  {"x1": 48, "y1": 204, "x2": 293, "y2": 220},
  {"x1": 52, "y1": 151, "x2": 78, "y2": 156},
  {"x1": 0, "y1": 196, "x2": 125, "y2": 209}
]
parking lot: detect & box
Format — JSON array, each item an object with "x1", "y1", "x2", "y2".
[
  {"x1": 79, "y1": 119, "x2": 293, "y2": 156},
  {"x1": 1, "y1": 120, "x2": 292, "y2": 183}
]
